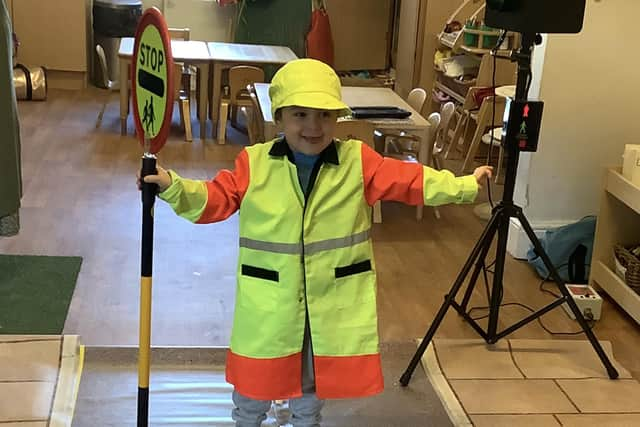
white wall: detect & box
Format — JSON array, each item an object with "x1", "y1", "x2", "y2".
[
  {"x1": 516, "y1": 0, "x2": 640, "y2": 224},
  {"x1": 513, "y1": 34, "x2": 548, "y2": 210},
  {"x1": 141, "y1": 0, "x2": 162, "y2": 10},
  {"x1": 142, "y1": 0, "x2": 234, "y2": 41}
]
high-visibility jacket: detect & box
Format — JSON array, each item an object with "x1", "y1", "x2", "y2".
[{"x1": 159, "y1": 138, "x2": 477, "y2": 400}]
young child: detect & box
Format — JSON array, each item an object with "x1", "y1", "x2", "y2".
[{"x1": 141, "y1": 58, "x2": 492, "y2": 427}]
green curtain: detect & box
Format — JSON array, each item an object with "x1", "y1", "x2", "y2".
[
  {"x1": 234, "y1": 0, "x2": 311, "y2": 80},
  {"x1": 0, "y1": 0, "x2": 22, "y2": 236}
]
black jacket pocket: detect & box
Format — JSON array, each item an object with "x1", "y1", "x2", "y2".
[
  {"x1": 335, "y1": 260, "x2": 372, "y2": 279},
  {"x1": 241, "y1": 264, "x2": 279, "y2": 282}
]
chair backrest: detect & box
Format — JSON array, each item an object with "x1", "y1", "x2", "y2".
[
  {"x1": 406, "y1": 88, "x2": 427, "y2": 114},
  {"x1": 246, "y1": 83, "x2": 265, "y2": 144},
  {"x1": 434, "y1": 101, "x2": 455, "y2": 154},
  {"x1": 427, "y1": 111, "x2": 441, "y2": 133},
  {"x1": 168, "y1": 28, "x2": 192, "y2": 98},
  {"x1": 477, "y1": 95, "x2": 507, "y2": 130},
  {"x1": 168, "y1": 27, "x2": 190, "y2": 41},
  {"x1": 229, "y1": 66, "x2": 265, "y2": 105},
  {"x1": 334, "y1": 120, "x2": 375, "y2": 149},
  {"x1": 95, "y1": 44, "x2": 111, "y2": 89}
]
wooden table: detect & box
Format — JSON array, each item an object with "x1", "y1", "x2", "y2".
[
  {"x1": 207, "y1": 42, "x2": 297, "y2": 139},
  {"x1": 118, "y1": 37, "x2": 211, "y2": 140},
  {"x1": 255, "y1": 83, "x2": 433, "y2": 220}
]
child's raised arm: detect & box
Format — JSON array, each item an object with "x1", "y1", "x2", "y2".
[
  {"x1": 360, "y1": 143, "x2": 483, "y2": 207},
  {"x1": 142, "y1": 150, "x2": 250, "y2": 224}
]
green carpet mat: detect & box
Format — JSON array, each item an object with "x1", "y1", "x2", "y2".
[{"x1": 0, "y1": 254, "x2": 82, "y2": 334}]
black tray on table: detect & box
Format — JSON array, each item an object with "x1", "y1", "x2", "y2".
[{"x1": 349, "y1": 106, "x2": 412, "y2": 119}]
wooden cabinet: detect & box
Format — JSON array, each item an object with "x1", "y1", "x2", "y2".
[
  {"x1": 590, "y1": 168, "x2": 640, "y2": 324},
  {"x1": 12, "y1": 0, "x2": 89, "y2": 88},
  {"x1": 325, "y1": 0, "x2": 393, "y2": 71}
]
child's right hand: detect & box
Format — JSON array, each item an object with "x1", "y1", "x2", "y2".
[{"x1": 136, "y1": 165, "x2": 172, "y2": 193}]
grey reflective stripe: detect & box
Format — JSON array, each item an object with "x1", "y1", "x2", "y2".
[
  {"x1": 239, "y1": 229, "x2": 370, "y2": 256},
  {"x1": 304, "y1": 229, "x2": 370, "y2": 255},
  {"x1": 239, "y1": 237, "x2": 302, "y2": 255}
]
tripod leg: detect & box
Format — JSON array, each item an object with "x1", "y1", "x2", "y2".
[
  {"x1": 516, "y1": 210, "x2": 619, "y2": 379},
  {"x1": 400, "y1": 210, "x2": 501, "y2": 386},
  {"x1": 486, "y1": 207, "x2": 511, "y2": 343},
  {"x1": 459, "y1": 209, "x2": 502, "y2": 311}
]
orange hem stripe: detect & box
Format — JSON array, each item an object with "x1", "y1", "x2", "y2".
[
  {"x1": 225, "y1": 349, "x2": 303, "y2": 400},
  {"x1": 314, "y1": 353, "x2": 384, "y2": 399}
]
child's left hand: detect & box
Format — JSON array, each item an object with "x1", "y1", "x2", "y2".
[{"x1": 473, "y1": 166, "x2": 494, "y2": 188}]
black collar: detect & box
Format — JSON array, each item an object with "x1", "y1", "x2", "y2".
[{"x1": 268, "y1": 137, "x2": 340, "y2": 165}]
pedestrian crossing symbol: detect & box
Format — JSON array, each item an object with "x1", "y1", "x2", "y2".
[{"x1": 142, "y1": 96, "x2": 156, "y2": 134}]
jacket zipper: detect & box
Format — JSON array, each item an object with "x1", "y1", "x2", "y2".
[{"x1": 298, "y1": 158, "x2": 323, "y2": 386}]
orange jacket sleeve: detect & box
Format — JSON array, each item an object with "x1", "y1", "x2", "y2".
[{"x1": 360, "y1": 143, "x2": 478, "y2": 207}]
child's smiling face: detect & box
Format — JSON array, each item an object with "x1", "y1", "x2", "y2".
[{"x1": 279, "y1": 107, "x2": 338, "y2": 155}]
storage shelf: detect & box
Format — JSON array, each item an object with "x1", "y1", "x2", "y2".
[
  {"x1": 459, "y1": 45, "x2": 512, "y2": 56},
  {"x1": 462, "y1": 28, "x2": 501, "y2": 36},
  {"x1": 460, "y1": 45, "x2": 493, "y2": 55},
  {"x1": 590, "y1": 167, "x2": 640, "y2": 326},
  {"x1": 605, "y1": 168, "x2": 640, "y2": 215},
  {"x1": 434, "y1": 81, "x2": 465, "y2": 104},
  {"x1": 592, "y1": 261, "x2": 640, "y2": 324}
]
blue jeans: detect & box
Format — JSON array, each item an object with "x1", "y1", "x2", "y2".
[
  {"x1": 232, "y1": 319, "x2": 323, "y2": 426},
  {"x1": 232, "y1": 390, "x2": 324, "y2": 427}
]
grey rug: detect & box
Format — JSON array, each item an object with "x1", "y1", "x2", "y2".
[{"x1": 73, "y1": 342, "x2": 453, "y2": 426}]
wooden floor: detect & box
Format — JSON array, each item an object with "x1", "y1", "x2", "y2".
[{"x1": 2, "y1": 89, "x2": 639, "y2": 381}]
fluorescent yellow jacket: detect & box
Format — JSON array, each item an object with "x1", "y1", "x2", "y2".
[{"x1": 159, "y1": 138, "x2": 477, "y2": 400}]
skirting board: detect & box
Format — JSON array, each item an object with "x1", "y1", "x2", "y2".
[
  {"x1": 46, "y1": 70, "x2": 87, "y2": 90},
  {"x1": 507, "y1": 218, "x2": 576, "y2": 260}
]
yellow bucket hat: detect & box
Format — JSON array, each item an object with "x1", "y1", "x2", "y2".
[{"x1": 269, "y1": 58, "x2": 351, "y2": 118}]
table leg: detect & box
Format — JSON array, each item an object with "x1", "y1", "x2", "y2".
[
  {"x1": 198, "y1": 63, "x2": 209, "y2": 141},
  {"x1": 416, "y1": 127, "x2": 438, "y2": 220},
  {"x1": 373, "y1": 202, "x2": 382, "y2": 223},
  {"x1": 210, "y1": 63, "x2": 222, "y2": 138},
  {"x1": 119, "y1": 57, "x2": 129, "y2": 135}
]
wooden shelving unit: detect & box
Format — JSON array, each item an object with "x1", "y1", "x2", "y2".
[
  {"x1": 590, "y1": 168, "x2": 640, "y2": 324},
  {"x1": 434, "y1": 80, "x2": 465, "y2": 104},
  {"x1": 430, "y1": 0, "x2": 517, "y2": 113}
]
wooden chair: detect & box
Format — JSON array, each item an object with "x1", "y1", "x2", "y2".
[
  {"x1": 446, "y1": 86, "x2": 485, "y2": 160},
  {"x1": 406, "y1": 87, "x2": 428, "y2": 112},
  {"x1": 94, "y1": 44, "x2": 113, "y2": 129},
  {"x1": 383, "y1": 112, "x2": 441, "y2": 220},
  {"x1": 432, "y1": 102, "x2": 456, "y2": 171},
  {"x1": 481, "y1": 127, "x2": 505, "y2": 183},
  {"x1": 460, "y1": 95, "x2": 507, "y2": 174},
  {"x1": 333, "y1": 120, "x2": 382, "y2": 223},
  {"x1": 168, "y1": 28, "x2": 193, "y2": 142},
  {"x1": 380, "y1": 87, "x2": 428, "y2": 152},
  {"x1": 445, "y1": 54, "x2": 516, "y2": 159},
  {"x1": 238, "y1": 83, "x2": 266, "y2": 145},
  {"x1": 218, "y1": 65, "x2": 265, "y2": 144},
  {"x1": 168, "y1": 27, "x2": 190, "y2": 41}
]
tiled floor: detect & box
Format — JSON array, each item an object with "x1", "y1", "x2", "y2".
[
  {"x1": 421, "y1": 338, "x2": 640, "y2": 426},
  {"x1": 0, "y1": 335, "x2": 82, "y2": 426}
]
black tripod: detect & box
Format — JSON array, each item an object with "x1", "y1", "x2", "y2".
[{"x1": 400, "y1": 33, "x2": 619, "y2": 385}]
